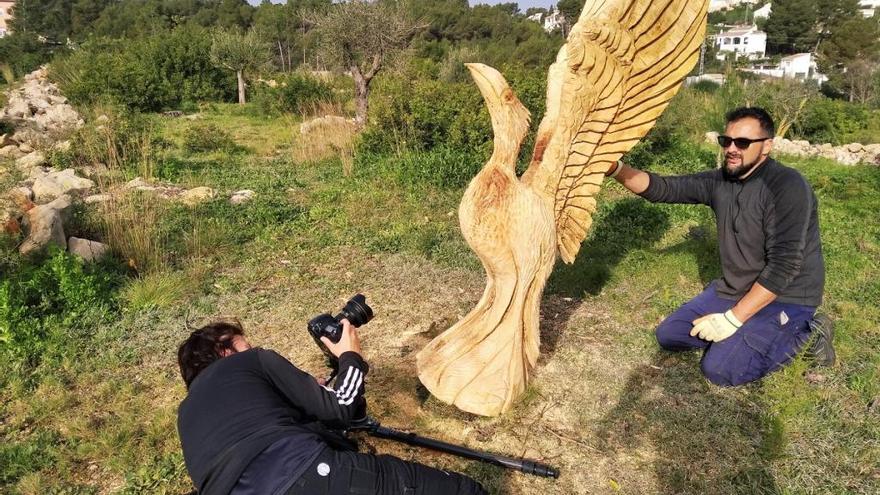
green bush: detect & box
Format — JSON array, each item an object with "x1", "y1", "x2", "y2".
[
  {"x1": 250, "y1": 73, "x2": 334, "y2": 115},
  {"x1": 0, "y1": 33, "x2": 57, "y2": 80},
  {"x1": 0, "y1": 248, "x2": 122, "y2": 376},
  {"x1": 49, "y1": 104, "x2": 153, "y2": 173},
  {"x1": 361, "y1": 64, "x2": 546, "y2": 158},
  {"x1": 624, "y1": 134, "x2": 717, "y2": 175},
  {"x1": 356, "y1": 146, "x2": 484, "y2": 189},
  {"x1": 792, "y1": 98, "x2": 872, "y2": 145},
  {"x1": 691, "y1": 80, "x2": 720, "y2": 93},
  {"x1": 51, "y1": 26, "x2": 234, "y2": 111},
  {"x1": 182, "y1": 122, "x2": 237, "y2": 153}
]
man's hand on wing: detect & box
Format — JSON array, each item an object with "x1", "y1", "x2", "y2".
[{"x1": 691, "y1": 310, "x2": 742, "y2": 342}]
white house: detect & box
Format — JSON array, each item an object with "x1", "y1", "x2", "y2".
[
  {"x1": 744, "y1": 53, "x2": 827, "y2": 83},
  {"x1": 753, "y1": 3, "x2": 772, "y2": 19},
  {"x1": 860, "y1": 0, "x2": 880, "y2": 17},
  {"x1": 716, "y1": 25, "x2": 767, "y2": 59},
  {"x1": 526, "y1": 8, "x2": 565, "y2": 34},
  {"x1": 779, "y1": 53, "x2": 827, "y2": 82},
  {"x1": 0, "y1": 0, "x2": 14, "y2": 38}
]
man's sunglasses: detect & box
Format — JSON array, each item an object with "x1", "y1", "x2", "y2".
[{"x1": 717, "y1": 135, "x2": 771, "y2": 150}]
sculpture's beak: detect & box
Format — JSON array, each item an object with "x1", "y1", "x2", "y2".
[
  {"x1": 466, "y1": 63, "x2": 510, "y2": 107},
  {"x1": 466, "y1": 63, "x2": 530, "y2": 161}
]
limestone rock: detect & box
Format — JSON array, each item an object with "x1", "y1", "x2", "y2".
[
  {"x1": 35, "y1": 104, "x2": 83, "y2": 131},
  {"x1": 79, "y1": 163, "x2": 109, "y2": 178},
  {"x1": 704, "y1": 131, "x2": 719, "y2": 145},
  {"x1": 84, "y1": 194, "x2": 112, "y2": 204},
  {"x1": 4, "y1": 96, "x2": 31, "y2": 119},
  {"x1": 7, "y1": 186, "x2": 34, "y2": 205},
  {"x1": 32, "y1": 169, "x2": 95, "y2": 201},
  {"x1": 15, "y1": 151, "x2": 47, "y2": 172},
  {"x1": 68, "y1": 237, "x2": 110, "y2": 262},
  {"x1": 18, "y1": 142, "x2": 34, "y2": 153},
  {"x1": 125, "y1": 177, "x2": 153, "y2": 190},
  {"x1": 19, "y1": 195, "x2": 72, "y2": 255},
  {"x1": 0, "y1": 145, "x2": 24, "y2": 159},
  {"x1": 846, "y1": 142, "x2": 864, "y2": 153},
  {"x1": 230, "y1": 189, "x2": 256, "y2": 205},
  {"x1": 0, "y1": 133, "x2": 14, "y2": 147},
  {"x1": 11, "y1": 127, "x2": 43, "y2": 148},
  {"x1": 180, "y1": 186, "x2": 215, "y2": 205},
  {"x1": 833, "y1": 149, "x2": 861, "y2": 166}
]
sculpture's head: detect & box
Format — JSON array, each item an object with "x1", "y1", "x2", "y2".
[{"x1": 466, "y1": 63, "x2": 531, "y2": 161}]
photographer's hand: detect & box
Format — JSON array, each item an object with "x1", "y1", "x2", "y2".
[{"x1": 321, "y1": 319, "x2": 362, "y2": 357}]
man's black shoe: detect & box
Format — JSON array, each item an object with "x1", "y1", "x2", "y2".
[{"x1": 805, "y1": 313, "x2": 835, "y2": 367}]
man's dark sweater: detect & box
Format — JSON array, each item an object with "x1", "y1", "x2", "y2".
[
  {"x1": 638, "y1": 157, "x2": 824, "y2": 306},
  {"x1": 177, "y1": 348, "x2": 368, "y2": 495}
]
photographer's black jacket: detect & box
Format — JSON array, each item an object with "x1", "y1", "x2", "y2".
[
  {"x1": 177, "y1": 348, "x2": 368, "y2": 495},
  {"x1": 638, "y1": 157, "x2": 824, "y2": 306}
]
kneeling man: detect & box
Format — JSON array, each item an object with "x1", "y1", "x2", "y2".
[{"x1": 606, "y1": 107, "x2": 834, "y2": 386}]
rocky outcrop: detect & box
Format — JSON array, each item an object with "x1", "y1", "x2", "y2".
[
  {"x1": 67, "y1": 237, "x2": 109, "y2": 262},
  {"x1": 2, "y1": 67, "x2": 84, "y2": 146},
  {"x1": 705, "y1": 132, "x2": 880, "y2": 166},
  {"x1": 32, "y1": 169, "x2": 95, "y2": 201},
  {"x1": 19, "y1": 195, "x2": 72, "y2": 255},
  {"x1": 179, "y1": 186, "x2": 215, "y2": 206},
  {"x1": 230, "y1": 189, "x2": 255, "y2": 205}
]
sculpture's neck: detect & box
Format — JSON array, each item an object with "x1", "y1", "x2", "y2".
[{"x1": 488, "y1": 135, "x2": 521, "y2": 173}]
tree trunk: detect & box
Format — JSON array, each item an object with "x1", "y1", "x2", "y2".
[
  {"x1": 351, "y1": 55, "x2": 382, "y2": 127},
  {"x1": 237, "y1": 70, "x2": 246, "y2": 105},
  {"x1": 351, "y1": 66, "x2": 370, "y2": 127}
]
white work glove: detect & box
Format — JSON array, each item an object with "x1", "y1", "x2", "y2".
[{"x1": 690, "y1": 310, "x2": 742, "y2": 342}]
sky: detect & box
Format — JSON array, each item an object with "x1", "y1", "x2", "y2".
[{"x1": 470, "y1": 0, "x2": 557, "y2": 9}]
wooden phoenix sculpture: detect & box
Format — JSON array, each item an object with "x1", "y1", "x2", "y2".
[{"x1": 416, "y1": 0, "x2": 708, "y2": 416}]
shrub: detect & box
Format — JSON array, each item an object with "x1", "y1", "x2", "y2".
[
  {"x1": 691, "y1": 80, "x2": 720, "y2": 93},
  {"x1": 792, "y1": 98, "x2": 871, "y2": 145},
  {"x1": 250, "y1": 73, "x2": 334, "y2": 115},
  {"x1": 355, "y1": 146, "x2": 484, "y2": 189},
  {"x1": 361, "y1": 64, "x2": 546, "y2": 157},
  {"x1": 0, "y1": 33, "x2": 56, "y2": 80},
  {"x1": 0, "y1": 248, "x2": 122, "y2": 376},
  {"x1": 51, "y1": 26, "x2": 234, "y2": 112},
  {"x1": 182, "y1": 122, "x2": 237, "y2": 153},
  {"x1": 624, "y1": 134, "x2": 717, "y2": 175}
]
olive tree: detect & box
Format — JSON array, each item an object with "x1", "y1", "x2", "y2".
[
  {"x1": 210, "y1": 28, "x2": 272, "y2": 105},
  {"x1": 309, "y1": 1, "x2": 422, "y2": 126}
]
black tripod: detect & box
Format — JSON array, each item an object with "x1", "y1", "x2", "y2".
[{"x1": 347, "y1": 416, "x2": 560, "y2": 479}]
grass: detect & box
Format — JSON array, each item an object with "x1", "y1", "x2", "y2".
[{"x1": 1, "y1": 105, "x2": 878, "y2": 494}]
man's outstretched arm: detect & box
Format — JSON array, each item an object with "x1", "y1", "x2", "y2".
[
  {"x1": 607, "y1": 160, "x2": 715, "y2": 205},
  {"x1": 606, "y1": 160, "x2": 650, "y2": 194}
]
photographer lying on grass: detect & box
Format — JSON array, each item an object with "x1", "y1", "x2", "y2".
[
  {"x1": 176, "y1": 319, "x2": 486, "y2": 495},
  {"x1": 605, "y1": 107, "x2": 835, "y2": 386}
]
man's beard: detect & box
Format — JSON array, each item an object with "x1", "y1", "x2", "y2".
[{"x1": 722, "y1": 153, "x2": 756, "y2": 180}]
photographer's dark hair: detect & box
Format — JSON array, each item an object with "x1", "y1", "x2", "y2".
[
  {"x1": 726, "y1": 107, "x2": 775, "y2": 138},
  {"x1": 177, "y1": 320, "x2": 245, "y2": 389}
]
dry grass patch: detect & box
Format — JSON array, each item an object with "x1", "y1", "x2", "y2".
[{"x1": 293, "y1": 115, "x2": 360, "y2": 174}]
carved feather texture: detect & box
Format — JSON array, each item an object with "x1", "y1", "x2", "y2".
[{"x1": 524, "y1": 0, "x2": 708, "y2": 263}]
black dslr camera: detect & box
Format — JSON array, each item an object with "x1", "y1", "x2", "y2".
[{"x1": 307, "y1": 294, "x2": 374, "y2": 371}]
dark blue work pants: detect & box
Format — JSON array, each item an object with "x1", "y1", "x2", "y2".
[{"x1": 655, "y1": 283, "x2": 815, "y2": 386}]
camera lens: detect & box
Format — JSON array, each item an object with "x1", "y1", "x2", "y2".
[{"x1": 339, "y1": 294, "x2": 373, "y2": 327}]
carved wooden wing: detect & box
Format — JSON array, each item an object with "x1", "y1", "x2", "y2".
[{"x1": 522, "y1": 0, "x2": 708, "y2": 263}]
